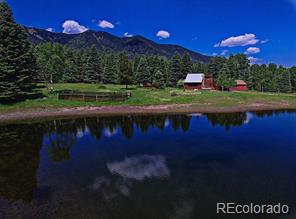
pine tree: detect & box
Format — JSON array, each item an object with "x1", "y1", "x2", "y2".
[
  {"x1": 85, "y1": 45, "x2": 102, "y2": 83},
  {"x1": 63, "y1": 47, "x2": 76, "y2": 82},
  {"x1": 208, "y1": 56, "x2": 227, "y2": 79},
  {"x1": 278, "y1": 68, "x2": 292, "y2": 93},
  {"x1": 236, "y1": 54, "x2": 250, "y2": 83},
  {"x1": 290, "y1": 66, "x2": 296, "y2": 92},
  {"x1": 119, "y1": 53, "x2": 133, "y2": 88},
  {"x1": 227, "y1": 54, "x2": 238, "y2": 78},
  {"x1": 0, "y1": 1, "x2": 37, "y2": 100},
  {"x1": 181, "y1": 52, "x2": 193, "y2": 78},
  {"x1": 103, "y1": 53, "x2": 118, "y2": 84},
  {"x1": 74, "y1": 50, "x2": 87, "y2": 82},
  {"x1": 135, "y1": 57, "x2": 151, "y2": 85},
  {"x1": 217, "y1": 64, "x2": 235, "y2": 91},
  {"x1": 169, "y1": 53, "x2": 182, "y2": 87},
  {"x1": 153, "y1": 70, "x2": 166, "y2": 88}
]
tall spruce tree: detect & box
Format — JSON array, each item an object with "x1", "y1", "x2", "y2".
[
  {"x1": 135, "y1": 57, "x2": 151, "y2": 85},
  {"x1": 119, "y1": 53, "x2": 133, "y2": 88},
  {"x1": 169, "y1": 53, "x2": 182, "y2": 87},
  {"x1": 208, "y1": 56, "x2": 227, "y2": 79},
  {"x1": 0, "y1": 1, "x2": 37, "y2": 100},
  {"x1": 217, "y1": 64, "x2": 235, "y2": 91},
  {"x1": 153, "y1": 70, "x2": 166, "y2": 89},
  {"x1": 181, "y1": 52, "x2": 193, "y2": 78},
  {"x1": 103, "y1": 53, "x2": 118, "y2": 84},
  {"x1": 290, "y1": 66, "x2": 296, "y2": 92},
  {"x1": 278, "y1": 67, "x2": 292, "y2": 93},
  {"x1": 85, "y1": 45, "x2": 102, "y2": 83},
  {"x1": 63, "y1": 47, "x2": 76, "y2": 82}
]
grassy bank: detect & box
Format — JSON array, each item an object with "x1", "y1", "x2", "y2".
[{"x1": 0, "y1": 83, "x2": 296, "y2": 113}]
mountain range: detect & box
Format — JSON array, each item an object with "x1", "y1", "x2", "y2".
[{"x1": 25, "y1": 27, "x2": 211, "y2": 63}]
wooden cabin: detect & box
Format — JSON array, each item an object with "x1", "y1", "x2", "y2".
[
  {"x1": 184, "y1": 73, "x2": 216, "y2": 90},
  {"x1": 184, "y1": 74, "x2": 204, "y2": 90},
  {"x1": 229, "y1": 80, "x2": 248, "y2": 91}
]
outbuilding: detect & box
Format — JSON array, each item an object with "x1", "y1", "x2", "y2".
[
  {"x1": 229, "y1": 80, "x2": 248, "y2": 91},
  {"x1": 184, "y1": 73, "x2": 204, "y2": 90}
]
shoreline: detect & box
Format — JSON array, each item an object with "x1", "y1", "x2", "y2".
[{"x1": 1, "y1": 103, "x2": 295, "y2": 124}]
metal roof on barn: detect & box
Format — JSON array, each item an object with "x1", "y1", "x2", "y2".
[
  {"x1": 184, "y1": 73, "x2": 204, "y2": 83},
  {"x1": 235, "y1": 80, "x2": 247, "y2": 86}
]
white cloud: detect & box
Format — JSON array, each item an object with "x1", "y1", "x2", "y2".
[
  {"x1": 156, "y1": 30, "x2": 170, "y2": 39},
  {"x1": 98, "y1": 20, "x2": 115, "y2": 29},
  {"x1": 123, "y1": 32, "x2": 133, "y2": 38},
  {"x1": 221, "y1": 50, "x2": 228, "y2": 56},
  {"x1": 215, "y1": 33, "x2": 259, "y2": 47},
  {"x1": 62, "y1": 20, "x2": 88, "y2": 34},
  {"x1": 104, "y1": 128, "x2": 118, "y2": 137},
  {"x1": 261, "y1": 39, "x2": 269, "y2": 44},
  {"x1": 46, "y1": 28, "x2": 54, "y2": 32},
  {"x1": 107, "y1": 155, "x2": 170, "y2": 181},
  {"x1": 211, "y1": 50, "x2": 228, "y2": 57},
  {"x1": 248, "y1": 56, "x2": 259, "y2": 64},
  {"x1": 245, "y1": 47, "x2": 260, "y2": 55}
]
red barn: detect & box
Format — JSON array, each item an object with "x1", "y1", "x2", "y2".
[{"x1": 229, "y1": 80, "x2": 248, "y2": 91}]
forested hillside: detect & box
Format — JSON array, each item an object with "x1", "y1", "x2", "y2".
[{"x1": 26, "y1": 27, "x2": 211, "y2": 63}]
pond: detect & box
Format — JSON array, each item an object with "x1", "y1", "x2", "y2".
[{"x1": 0, "y1": 110, "x2": 296, "y2": 219}]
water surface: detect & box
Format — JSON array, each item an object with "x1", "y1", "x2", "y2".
[{"x1": 0, "y1": 110, "x2": 296, "y2": 219}]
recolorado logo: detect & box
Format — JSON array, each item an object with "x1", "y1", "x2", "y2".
[{"x1": 217, "y1": 203, "x2": 290, "y2": 215}]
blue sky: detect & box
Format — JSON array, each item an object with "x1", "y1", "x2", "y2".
[{"x1": 7, "y1": 0, "x2": 296, "y2": 66}]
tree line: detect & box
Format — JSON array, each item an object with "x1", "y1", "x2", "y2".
[
  {"x1": 208, "y1": 55, "x2": 296, "y2": 93},
  {"x1": 33, "y1": 43, "x2": 197, "y2": 89},
  {"x1": 33, "y1": 43, "x2": 296, "y2": 93}
]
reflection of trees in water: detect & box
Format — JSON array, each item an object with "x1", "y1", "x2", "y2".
[
  {"x1": 44, "y1": 120, "x2": 78, "y2": 163},
  {"x1": 0, "y1": 123, "x2": 44, "y2": 202},
  {"x1": 252, "y1": 109, "x2": 296, "y2": 118},
  {"x1": 205, "y1": 110, "x2": 295, "y2": 130},
  {"x1": 206, "y1": 112, "x2": 247, "y2": 130}
]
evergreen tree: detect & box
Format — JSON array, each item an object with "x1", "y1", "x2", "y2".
[
  {"x1": 135, "y1": 57, "x2": 151, "y2": 85},
  {"x1": 181, "y1": 52, "x2": 193, "y2": 78},
  {"x1": 236, "y1": 54, "x2": 251, "y2": 83},
  {"x1": 153, "y1": 70, "x2": 166, "y2": 88},
  {"x1": 0, "y1": 1, "x2": 37, "y2": 100},
  {"x1": 119, "y1": 53, "x2": 133, "y2": 88},
  {"x1": 278, "y1": 67, "x2": 292, "y2": 93},
  {"x1": 193, "y1": 62, "x2": 208, "y2": 73},
  {"x1": 208, "y1": 56, "x2": 227, "y2": 79},
  {"x1": 103, "y1": 53, "x2": 118, "y2": 84},
  {"x1": 63, "y1": 47, "x2": 76, "y2": 82},
  {"x1": 217, "y1": 64, "x2": 235, "y2": 91},
  {"x1": 169, "y1": 53, "x2": 182, "y2": 87},
  {"x1": 227, "y1": 54, "x2": 238, "y2": 78},
  {"x1": 85, "y1": 45, "x2": 102, "y2": 83},
  {"x1": 74, "y1": 50, "x2": 87, "y2": 82},
  {"x1": 290, "y1": 66, "x2": 296, "y2": 92}
]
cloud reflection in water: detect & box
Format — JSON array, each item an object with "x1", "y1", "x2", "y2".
[{"x1": 107, "y1": 155, "x2": 170, "y2": 181}]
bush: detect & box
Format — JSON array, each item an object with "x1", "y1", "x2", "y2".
[
  {"x1": 170, "y1": 91, "x2": 178, "y2": 97},
  {"x1": 98, "y1": 84, "x2": 107, "y2": 89},
  {"x1": 177, "y1": 80, "x2": 185, "y2": 88}
]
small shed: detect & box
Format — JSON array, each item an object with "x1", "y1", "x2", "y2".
[
  {"x1": 184, "y1": 73, "x2": 204, "y2": 90},
  {"x1": 229, "y1": 80, "x2": 248, "y2": 91}
]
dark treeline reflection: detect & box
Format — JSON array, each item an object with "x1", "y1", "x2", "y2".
[
  {"x1": 0, "y1": 123, "x2": 44, "y2": 203},
  {"x1": 0, "y1": 110, "x2": 294, "y2": 203}
]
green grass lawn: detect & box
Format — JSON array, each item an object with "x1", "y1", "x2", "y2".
[{"x1": 0, "y1": 83, "x2": 296, "y2": 113}]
